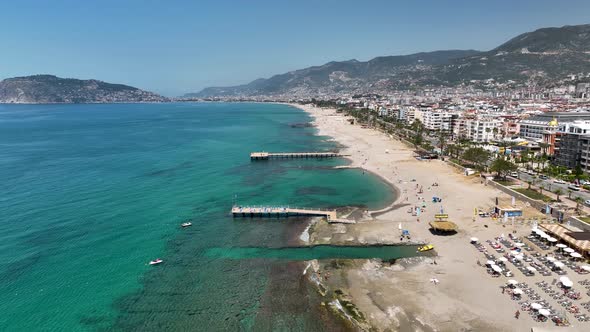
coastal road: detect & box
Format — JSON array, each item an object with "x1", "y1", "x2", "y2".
[{"x1": 515, "y1": 171, "x2": 590, "y2": 202}]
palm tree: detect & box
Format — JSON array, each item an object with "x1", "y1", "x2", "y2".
[
  {"x1": 438, "y1": 131, "x2": 447, "y2": 155},
  {"x1": 555, "y1": 189, "x2": 563, "y2": 202},
  {"x1": 575, "y1": 196, "x2": 583, "y2": 214}
]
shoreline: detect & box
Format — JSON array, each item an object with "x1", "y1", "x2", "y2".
[{"x1": 285, "y1": 103, "x2": 588, "y2": 331}]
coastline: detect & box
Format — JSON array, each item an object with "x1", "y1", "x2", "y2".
[{"x1": 286, "y1": 103, "x2": 586, "y2": 331}]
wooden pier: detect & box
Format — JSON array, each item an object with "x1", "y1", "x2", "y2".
[
  {"x1": 250, "y1": 151, "x2": 343, "y2": 160},
  {"x1": 231, "y1": 206, "x2": 337, "y2": 220}
]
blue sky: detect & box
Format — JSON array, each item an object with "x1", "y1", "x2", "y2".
[{"x1": 1, "y1": 0, "x2": 590, "y2": 96}]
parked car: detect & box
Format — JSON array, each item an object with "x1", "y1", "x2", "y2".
[
  {"x1": 585, "y1": 199, "x2": 590, "y2": 206},
  {"x1": 510, "y1": 171, "x2": 518, "y2": 177},
  {"x1": 539, "y1": 175, "x2": 549, "y2": 180},
  {"x1": 554, "y1": 179, "x2": 566, "y2": 184}
]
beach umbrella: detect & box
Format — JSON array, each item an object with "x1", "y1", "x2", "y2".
[
  {"x1": 546, "y1": 256, "x2": 556, "y2": 262},
  {"x1": 513, "y1": 288, "x2": 523, "y2": 295},
  {"x1": 526, "y1": 266, "x2": 537, "y2": 272},
  {"x1": 470, "y1": 237, "x2": 479, "y2": 243},
  {"x1": 556, "y1": 244, "x2": 567, "y2": 249},
  {"x1": 581, "y1": 265, "x2": 590, "y2": 272},
  {"x1": 398, "y1": 223, "x2": 402, "y2": 230},
  {"x1": 564, "y1": 248, "x2": 575, "y2": 253},
  {"x1": 499, "y1": 257, "x2": 508, "y2": 262},
  {"x1": 507, "y1": 279, "x2": 518, "y2": 285},
  {"x1": 548, "y1": 237, "x2": 558, "y2": 243},
  {"x1": 553, "y1": 261, "x2": 565, "y2": 268},
  {"x1": 538, "y1": 309, "x2": 551, "y2": 317},
  {"x1": 570, "y1": 252, "x2": 582, "y2": 258},
  {"x1": 492, "y1": 265, "x2": 503, "y2": 273},
  {"x1": 562, "y1": 279, "x2": 573, "y2": 287},
  {"x1": 531, "y1": 303, "x2": 543, "y2": 310},
  {"x1": 486, "y1": 260, "x2": 495, "y2": 266},
  {"x1": 510, "y1": 250, "x2": 520, "y2": 256},
  {"x1": 515, "y1": 254, "x2": 524, "y2": 261},
  {"x1": 514, "y1": 242, "x2": 524, "y2": 247}
]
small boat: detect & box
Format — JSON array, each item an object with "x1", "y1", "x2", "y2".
[
  {"x1": 181, "y1": 222, "x2": 192, "y2": 228},
  {"x1": 418, "y1": 244, "x2": 434, "y2": 252},
  {"x1": 149, "y1": 258, "x2": 163, "y2": 265}
]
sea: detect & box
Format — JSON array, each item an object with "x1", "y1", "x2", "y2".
[{"x1": 0, "y1": 102, "x2": 406, "y2": 331}]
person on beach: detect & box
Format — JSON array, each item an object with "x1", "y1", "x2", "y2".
[{"x1": 515, "y1": 310, "x2": 520, "y2": 319}]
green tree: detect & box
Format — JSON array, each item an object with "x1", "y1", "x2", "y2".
[
  {"x1": 437, "y1": 131, "x2": 447, "y2": 155},
  {"x1": 490, "y1": 157, "x2": 518, "y2": 180},
  {"x1": 574, "y1": 165, "x2": 584, "y2": 180},
  {"x1": 554, "y1": 189, "x2": 563, "y2": 202},
  {"x1": 462, "y1": 147, "x2": 491, "y2": 171},
  {"x1": 575, "y1": 196, "x2": 583, "y2": 214}
]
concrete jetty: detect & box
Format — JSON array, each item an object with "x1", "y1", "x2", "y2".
[
  {"x1": 231, "y1": 206, "x2": 337, "y2": 220},
  {"x1": 250, "y1": 151, "x2": 344, "y2": 160}
]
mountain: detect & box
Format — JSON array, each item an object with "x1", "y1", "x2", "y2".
[
  {"x1": 189, "y1": 24, "x2": 590, "y2": 98},
  {"x1": 0, "y1": 75, "x2": 168, "y2": 103}
]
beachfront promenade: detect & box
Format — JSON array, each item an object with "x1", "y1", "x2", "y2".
[
  {"x1": 250, "y1": 151, "x2": 344, "y2": 160},
  {"x1": 231, "y1": 206, "x2": 337, "y2": 220}
]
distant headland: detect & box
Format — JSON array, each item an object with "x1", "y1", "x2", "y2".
[{"x1": 0, "y1": 75, "x2": 169, "y2": 104}]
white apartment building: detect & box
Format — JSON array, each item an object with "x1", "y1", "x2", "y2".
[
  {"x1": 420, "y1": 110, "x2": 455, "y2": 131},
  {"x1": 455, "y1": 118, "x2": 502, "y2": 142}
]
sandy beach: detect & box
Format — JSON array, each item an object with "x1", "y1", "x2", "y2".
[{"x1": 292, "y1": 103, "x2": 589, "y2": 332}]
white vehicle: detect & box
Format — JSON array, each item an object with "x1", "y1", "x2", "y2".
[
  {"x1": 554, "y1": 179, "x2": 566, "y2": 184},
  {"x1": 510, "y1": 171, "x2": 518, "y2": 177},
  {"x1": 584, "y1": 199, "x2": 590, "y2": 206},
  {"x1": 568, "y1": 185, "x2": 580, "y2": 191}
]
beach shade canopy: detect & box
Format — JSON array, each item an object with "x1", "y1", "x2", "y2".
[
  {"x1": 546, "y1": 256, "x2": 556, "y2": 262},
  {"x1": 531, "y1": 303, "x2": 543, "y2": 310},
  {"x1": 513, "y1": 288, "x2": 524, "y2": 295},
  {"x1": 486, "y1": 260, "x2": 495, "y2": 266},
  {"x1": 553, "y1": 261, "x2": 565, "y2": 269},
  {"x1": 564, "y1": 248, "x2": 575, "y2": 253},
  {"x1": 526, "y1": 266, "x2": 537, "y2": 272},
  {"x1": 515, "y1": 254, "x2": 524, "y2": 261},
  {"x1": 507, "y1": 279, "x2": 518, "y2": 285},
  {"x1": 492, "y1": 265, "x2": 503, "y2": 273},
  {"x1": 556, "y1": 244, "x2": 567, "y2": 249},
  {"x1": 548, "y1": 237, "x2": 558, "y2": 243},
  {"x1": 538, "y1": 309, "x2": 551, "y2": 317},
  {"x1": 470, "y1": 237, "x2": 479, "y2": 243},
  {"x1": 570, "y1": 252, "x2": 582, "y2": 258},
  {"x1": 499, "y1": 257, "x2": 508, "y2": 262},
  {"x1": 429, "y1": 220, "x2": 458, "y2": 232},
  {"x1": 581, "y1": 265, "x2": 590, "y2": 272}
]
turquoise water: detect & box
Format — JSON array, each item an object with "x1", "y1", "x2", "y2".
[
  {"x1": 0, "y1": 103, "x2": 395, "y2": 331},
  {"x1": 206, "y1": 245, "x2": 419, "y2": 260}
]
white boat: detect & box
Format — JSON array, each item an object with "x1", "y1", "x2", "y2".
[
  {"x1": 149, "y1": 258, "x2": 163, "y2": 265},
  {"x1": 181, "y1": 222, "x2": 192, "y2": 227}
]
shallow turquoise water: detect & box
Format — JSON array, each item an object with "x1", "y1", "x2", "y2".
[
  {"x1": 0, "y1": 103, "x2": 395, "y2": 331},
  {"x1": 206, "y1": 245, "x2": 419, "y2": 260}
]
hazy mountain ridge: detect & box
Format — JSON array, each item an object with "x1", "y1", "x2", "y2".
[
  {"x1": 0, "y1": 75, "x2": 168, "y2": 103},
  {"x1": 189, "y1": 24, "x2": 590, "y2": 97}
]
